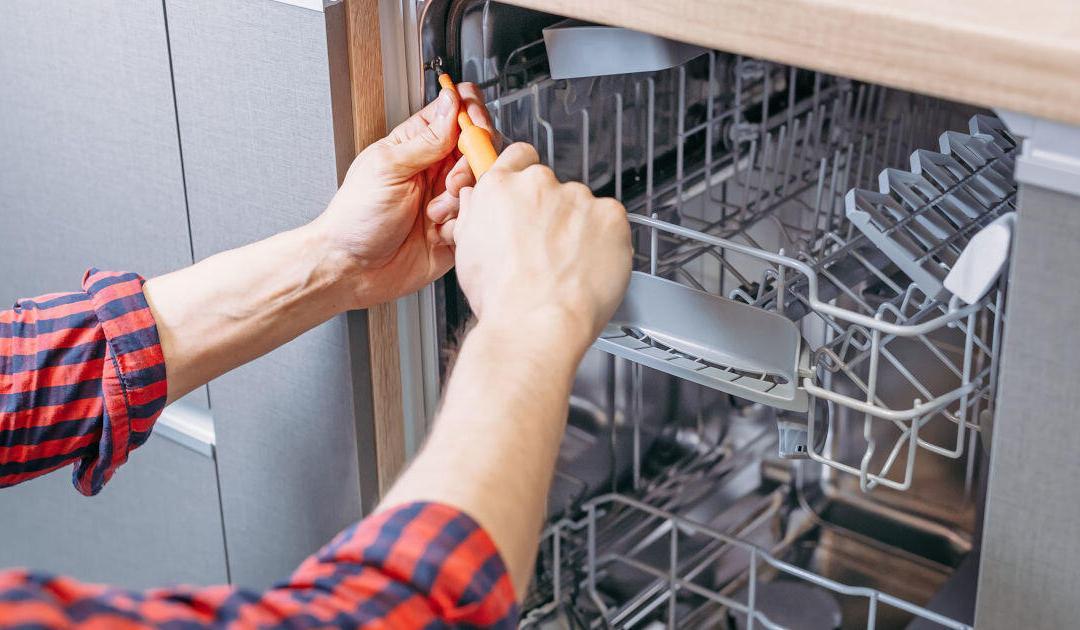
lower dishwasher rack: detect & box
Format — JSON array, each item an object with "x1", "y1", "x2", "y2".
[
  {"x1": 526, "y1": 496, "x2": 972, "y2": 630},
  {"x1": 524, "y1": 399, "x2": 977, "y2": 630}
]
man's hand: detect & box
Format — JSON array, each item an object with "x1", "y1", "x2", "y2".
[
  {"x1": 313, "y1": 82, "x2": 493, "y2": 309},
  {"x1": 146, "y1": 85, "x2": 495, "y2": 402},
  {"x1": 380, "y1": 144, "x2": 632, "y2": 598},
  {"x1": 453, "y1": 143, "x2": 633, "y2": 354}
]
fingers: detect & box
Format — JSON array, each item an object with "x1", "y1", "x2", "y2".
[
  {"x1": 426, "y1": 150, "x2": 458, "y2": 197},
  {"x1": 488, "y1": 142, "x2": 540, "y2": 174},
  {"x1": 425, "y1": 221, "x2": 456, "y2": 272},
  {"x1": 378, "y1": 82, "x2": 497, "y2": 180},
  {"x1": 429, "y1": 155, "x2": 472, "y2": 229},
  {"x1": 445, "y1": 154, "x2": 475, "y2": 197},
  {"x1": 456, "y1": 82, "x2": 495, "y2": 132},
  {"x1": 436, "y1": 218, "x2": 457, "y2": 245},
  {"x1": 411, "y1": 85, "x2": 462, "y2": 127},
  {"x1": 456, "y1": 186, "x2": 475, "y2": 226},
  {"x1": 384, "y1": 88, "x2": 461, "y2": 174},
  {"x1": 427, "y1": 188, "x2": 460, "y2": 225}
]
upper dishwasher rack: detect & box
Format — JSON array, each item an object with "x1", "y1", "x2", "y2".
[
  {"x1": 481, "y1": 51, "x2": 1008, "y2": 492},
  {"x1": 846, "y1": 115, "x2": 1016, "y2": 302}
]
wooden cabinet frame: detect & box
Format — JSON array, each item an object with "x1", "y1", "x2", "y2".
[{"x1": 329, "y1": 0, "x2": 406, "y2": 510}]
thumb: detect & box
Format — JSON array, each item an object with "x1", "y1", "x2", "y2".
[{"x1": 389, "y1": 89, "x2": 460, "y2": 174}]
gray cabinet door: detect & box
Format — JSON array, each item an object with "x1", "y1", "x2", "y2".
[
  {"x1": 0, "y1": 1, "x2": 194, "y2": 287},
  {"x1": 0, "y1": 435, "x2": 228, "y2": 588},
  {"x1": 164, "y1": 0, "x2": 366, "y2": 589},
  {"x1": 0, "y1": 1, "x2": 227, "y2": 588}
]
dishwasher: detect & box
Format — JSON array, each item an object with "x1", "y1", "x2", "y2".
[{"x1": 409, "y1": 3, "x2": 1019, "y2": 628}]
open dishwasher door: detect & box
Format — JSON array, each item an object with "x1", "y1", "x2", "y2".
[{"x1": 393, "y1": 1, "x2": 1039, "y2": 627}]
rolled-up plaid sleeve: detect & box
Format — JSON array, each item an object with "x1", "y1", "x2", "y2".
[
  {"x1": 0, "y1": 502, "x2": 520, "y2": 628},
  {"x1": 0, "y1": 268, "x2": 168, "y2": 495}
]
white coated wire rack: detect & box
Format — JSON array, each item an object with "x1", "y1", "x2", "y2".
[
  {"x1": 485, "y1": 49, "x2": 1011, "y2": 495},
  {"x1": 519, "y1": 402, "x2": 974, "y2": 629},
  {"x1": 476, "y1": 43, "x2": 1004, "y2": 629},
  {"x1": 523, "y1": 492, "x2": 972, "y2": 630}
]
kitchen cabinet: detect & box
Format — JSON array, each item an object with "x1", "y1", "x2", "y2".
[
  {"x1": 0, "y1": 0, "x2": 393, "y2": 590},
  {"x1": 0, "y1": 435, "x2": 228, "y2": 588},
  {"x1": 0, "y1": 1, "x2": 193, "y2": 292},
  {"x1": 163, "y1": 0, "x2": 368, "y2": 588},
  {"x1": 0, "y1": 0, "x2": 223, "y2": 586},
  {"x1": 974, "y1": 184, "x2": 1080, "y2": 629}
]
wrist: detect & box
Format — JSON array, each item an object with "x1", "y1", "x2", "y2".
[
  {"x1": 293, "y1": 221, "x2": 366, "y2": 311},
  {"x1": 473, "y1": 305, "x2": 595, "y2": 373}
]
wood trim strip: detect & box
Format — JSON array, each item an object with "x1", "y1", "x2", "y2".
[
  {"x1": 503, "y1": 0, "x2": 1080, "y2": 127},
  {"x1": 342, "y1": 0, "x2": 406, "y2": 500}
]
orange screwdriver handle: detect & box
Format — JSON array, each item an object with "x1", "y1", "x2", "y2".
[
  {"x1": 438, "y1": 73, "x2": 498, "y2": 179},
  {"x1": 457, "y1": 123, "x2": 498, "y2": 180}
]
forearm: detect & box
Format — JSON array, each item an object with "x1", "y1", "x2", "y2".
[
  {"x1": 144, "y1": 223, "x2": 357, "y2": 404},
  {"x1": 0, "y1": 500, "x2": 517, "y2": 627},
  {"x1": 380, "y1": 315, "x2": 588, "y2": 599}
]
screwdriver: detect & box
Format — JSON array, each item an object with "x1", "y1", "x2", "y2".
[{"x1": 438, "y1": 73, "x2": 499, "y2": 180}]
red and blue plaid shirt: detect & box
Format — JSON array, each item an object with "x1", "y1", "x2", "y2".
[{"x1": 0, "y1": 269, "x2": 518, "y2": 628}]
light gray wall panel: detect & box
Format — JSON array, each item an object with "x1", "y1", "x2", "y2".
[
  {"x1": 0, "y1": 2, "x2": 226, "y2": 589},
  {"x1": 0, "y1": 1, "x2": 193, "y2": 296},
  {"x1": 975, "y1": 185, "x2": 1080, "y2": 629},
  {"x1": 165, "y1": 0, "x2": 341, "y2": 245},
  {"x1": 165, "y1": 0, "x2": 365, "y2": 588},
  {"x1": 0, "y1": 435, "x2": 228, "y2": 588}
]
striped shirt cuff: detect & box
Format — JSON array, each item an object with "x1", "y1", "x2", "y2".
[
  {"x1": 289, "y1": 501, "x2": 519, "y2": 627},
  {"x1": 72, "y1": 269, "x2": 167, "y2": 495}
]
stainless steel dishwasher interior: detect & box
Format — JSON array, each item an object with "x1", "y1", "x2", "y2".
[{"x1": 420, "y1": 2, "x2": 1008, "y2": 628}]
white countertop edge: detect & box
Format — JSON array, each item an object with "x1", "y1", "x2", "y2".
[
  {"x1": 266, "y1": 0, "x2": 342, "y2": 12},
  {"x1": 154, "y1": 404, "x2": 216, "y2": 458}
]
